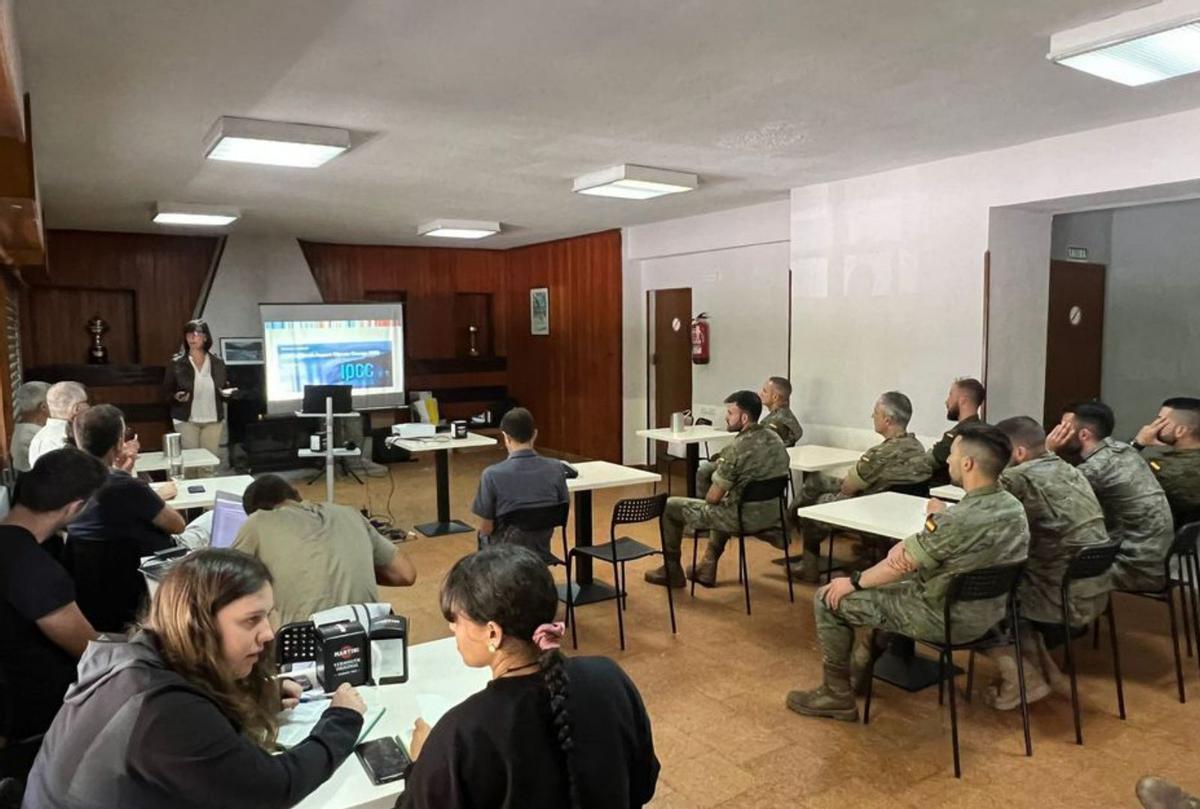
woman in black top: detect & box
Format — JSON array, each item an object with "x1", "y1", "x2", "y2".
[
  {"x1": 23, "y1": 549, "x2": 366, "y2": 809},
  {"x1": 400, "y1": 544, "x2": 659, "y2": 809},
  {"x1": 162, "y1": 319, "x2": 235, "y2": 461}
]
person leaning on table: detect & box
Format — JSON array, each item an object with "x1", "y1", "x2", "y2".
[
  {"x1": 23, "y1": 549, "x2": 367, "y2": 809},
  {"x1": 397, "y1": 544, "x2": 660, "y2": 809}
]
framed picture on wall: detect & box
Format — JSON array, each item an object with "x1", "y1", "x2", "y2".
[
  {"x1": 530, "y1": 287, "x2": 550, "y2": 335},
  {"x1": 219, "y1": 336, "x2": 265, "y2": 365}
]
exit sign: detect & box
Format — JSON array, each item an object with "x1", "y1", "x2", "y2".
[{"x1": 1067, "y1": 246, "x2": 1089, "y2": 261}]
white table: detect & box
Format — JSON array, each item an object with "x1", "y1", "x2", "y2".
[
  {"x1": 931, "y1": 484, "x2": 965, "y2": 502},
  {"x1": 163, "y1": 474, "x2": 255, "y2": 510},
  {"x1": 788, "y1": 445, "x2": 863, "y2": 474},
  {"x1": 293, "y1": 637, "x2": 490, "y2": 809},
  {"x1": 134, "y1": 448, "x2": 220, "y2": 474},
  {"x1": 563, "y1": 461, "x2": 661, "y2": 604},
  {"x1": 636, "y1": 425, "x2": 731, "y2": 499},
  {"x1": 386, "y1": 433, "x2": 497, "y2": 537}
]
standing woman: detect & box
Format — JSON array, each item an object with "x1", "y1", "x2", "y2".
[
  {"x1": 399, "y1": 544, "x2": 659, "y2": 809},
  {"x1": 163, "y1": 320, "x2": 235, "y2": 460}
]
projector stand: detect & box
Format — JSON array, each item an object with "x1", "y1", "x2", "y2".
[{"x1": 296, "y1": 398, "x2": 362, "y2": 502}]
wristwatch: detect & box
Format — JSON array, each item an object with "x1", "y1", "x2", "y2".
[
  {"x1": 1130, "y1": 439, "x2": 1145, "y2": 451},
  {"x1": 849, "y1": 570, "x2": 864, "y2": 591}
]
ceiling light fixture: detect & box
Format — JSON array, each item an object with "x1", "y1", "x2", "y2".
[
  {"x1": 1049, "y1": 0, "x2": 1200, "y2": 86},
  {"x1": 203, "y1": 116, "x2": 351, "y2": 167},
  {"x1": 153, "y1": 202, "x2": 240, "y2": 227},
  {"x1": 418, "y1": 219, "x2": 501, "y2": 239},
  {"x1": 572, "y1": 164, "x2": 698, "y2": 200}
]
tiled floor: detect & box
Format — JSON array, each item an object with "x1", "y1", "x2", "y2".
[{"x1": 298, "y1": 446, "x2": 1200, "y2": 808}]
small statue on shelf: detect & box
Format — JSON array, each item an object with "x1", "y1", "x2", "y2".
[{"x1": 86, "y1": 314, "x2": 110, "y2": 364}]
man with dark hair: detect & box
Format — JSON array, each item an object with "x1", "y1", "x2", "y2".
[
  {"x1": 788, "y1": 390, "x2": 930, "y2": 582},
  {"x1": 233, "y1": 474, "x2": 416, "y2": 626},
  {"x1": 925, "y1": 377, "x2": 985, "y2": 487},
  {"x1": 646, "y1": 390, "x2": 790, "y2": 588},
  {"x1": 1131, "y1": 397, "x2": 1200, "y2": 526},
  {"x1": 0, "y1": 448, "x2": 108, "y2": 773},
  {"x1": 695, "y1": 377, "x2": 802, "y2": 495},
  {"x1": 786, "y1": 424, "x2": 1029, "y2": 722},
  {"x1": 1048, "y1": 401, "x2": 1174, "y2": 591},
  {"x1": 985, "y1": 416, "x2": 1111, "y2": 710},
  {"x1": 471, "y1": 407, "x2": 569, "y2": 559}
]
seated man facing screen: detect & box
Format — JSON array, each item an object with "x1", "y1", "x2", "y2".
[
  {"x1": 645, "y1": 390, "x2": 790, "y2": 589},
  {"x1": 1047, "y1": 400, "x2": 1174, "y2": 592},
  {"x1": 696, "y1": 376, "x2": 803, "y2": 495},
  {"x1": 27, "y1": 381, "x2": 88, "y2": 467},
  {"x1": 9, "y1": 381, "x2": 50, "y2": 474},
  {"x1": 233, "y1": 475, "x2": 417, "y2": 626},
  {"x1": 926, "y1": 377, "x2": 986, "y2": 488},
  {"x1": 1131, "y1": 397, "x2": 1200, "y2": 527},
  {"x1": 471, "y1": 407, "x2": 569, "y2": 560},
  {"x1": 786, "y1": 424, "x2": 1029, "y2": 721},
  {"x1": 789, "y1": 391, "x2": 930, "y2": 583}
]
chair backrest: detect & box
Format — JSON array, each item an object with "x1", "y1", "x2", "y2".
[
  {"x1": 741, "y1": 476, "x2": 789, "y2": 504},
  {"x1": 946, "y1": 561, "x2": 1025, "y2": 604},
  {"x1": 611, "y1": 493, "x2": 668, "y2": 527},
  {"x1": 499, "y1": 501, "x2": 570, "y2": 532},
  {"x1": 1064, "y1": 541, "x2": 1122, "y2": 582},
  {"x1": 888, "y1": 480, "x2": 931, "y2": 498},
  {"x1": 276, "y1": 621, "x2": 322, "y2": 665},
  {"x1": 1170, "y1": 521, "x2": 1200, "y2": 558}
]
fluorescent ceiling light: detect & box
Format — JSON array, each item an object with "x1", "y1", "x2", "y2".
[
  {"x1": 1049, "y1": 0, "x2": 1200, "y2": 86},
  {"x1": 203, "y1": 116, "x2": 350, "y2": 167},
  {"x1": 573, "y1": 164, "x2": 698, "y2": 200},
  {"x1": 153, "y1": 202, "x2": 240, "y2": 227},
  {"x1": 418, "y1": 219, "x2": 501, "y2": 239}
]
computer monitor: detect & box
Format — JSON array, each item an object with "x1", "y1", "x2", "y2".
[
  {"x1": 302, "y1": 384, "x2": 353, "y2": 414},
  {"x1": 210, "y1": 491, "x2": 249, "y2": 549}
]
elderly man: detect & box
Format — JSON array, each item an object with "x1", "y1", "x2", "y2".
[
  {"x1": 27, "y1": 381, "x2": 88, "y2": 466},
  {"x1": 10, "y1": 381, "x2": 50, "y2": 473},
  {"x1": 1131, "y1": 397, "x2": 1200, "y2": 527},
  {"x1": 786, "y1": 423, "x2": 1029, "y2": 721},
  {"x1": 646, "y1": 390, "x2": 790, "y2": 588},
  {"x1": 926, "y1": 377, "x2": 985, "y2": 488}
]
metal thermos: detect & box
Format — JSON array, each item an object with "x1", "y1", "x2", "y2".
[
  {"x1": 164, "y1": 432, "x2": 184, "y2": 479},
  {"x1": 671, "y1": 412, "x2": 685, "y2": 434}
]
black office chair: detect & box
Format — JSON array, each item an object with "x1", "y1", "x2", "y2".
[
  {"x1": 566, "y1": 493, "x2": 674, "y2": 650},
  {"x1": 64, "y1": 536, "x2": 150, "y2": 634},
  {"x1": 492, "y1": 502, "x2": 571, "y2": 567},
  {"x1": 1105, "y1": 522, "x2": 1200, "y2": 704},
  {"x1": 276, "y1": 621, "x2": 321, "y2": 666},
  {"x1": 864, "y1": 561, "x2": 1031, "y2": 779},
  {"x1": 691, "y1": 476, "x2": 791, "y2": 615}
]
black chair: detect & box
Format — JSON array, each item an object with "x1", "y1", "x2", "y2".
[
  {"x1": 1057, "y1": 541, "x2": 1125, "y2": 745},
  {"x1": 691, "y1": 476, "x2": 792, "y2": 615},
  {"x1": 64, "y1": 536, "x2": 150, "y2": 634},
  {"x1": 492, "y1": 502, "x2": 571, "y2": 567},
  {"x1": 0, "y1": 777, "x2": 24, "y2": 809},
  {"x1": 864, "y1": 561, "x2": 1031, "y2": 779},
  {"x1": 566, "y1": 493, "x2": 674, "y2": 650},
  {"x1": 1107, "y1": 522, "x2": 1200, "y2": 704},
  {"x1": 276, "y1": 621, "x2": 321, "y2": 666}
]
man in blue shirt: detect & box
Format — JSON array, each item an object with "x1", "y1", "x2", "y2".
[{"x1": 472, "y1": 408, "x2": 569, "y2": 560}]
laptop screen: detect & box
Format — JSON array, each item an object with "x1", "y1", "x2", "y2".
[{"x1": 210, "y1": 491, "x2": 249, "y2": 549}]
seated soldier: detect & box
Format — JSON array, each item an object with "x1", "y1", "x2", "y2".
[
  {"x1": 1047, "y1": 401, "x2": 1174, "y2": 592},
  {"x1": 789, "y1": 391, "x2": 930, "y2": 583},
  {"x1": 695, "y1": 376, "x2": 803, "y2": 495},
  {"x1": 978, "y1": 416, "x2": 1112, "y2": 710},
  {"x1": 926, "y1": 377, "x2": 985, "y2": 488},
  {"x1": 1131, "y1": 397, "x2": 1200, "y2": 527},
  {"x1": 786, "y1": 424, "x2": 1029, "y2": 721},
  {"x1": 646, "y1": 390, "x2": 789, "y2": 588},
  {"x1": 471, "y1": 407, "x2": 569, "y2": 561}
]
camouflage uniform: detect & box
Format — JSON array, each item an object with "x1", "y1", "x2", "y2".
[
  {"x1": 813, "y1": 484, "x2": 1030, "y2": 668},
  {"x1": 697, "y1": 406, "x2": 803, "y2": 492},
  {"x1": 1076, "y1": 438, "x2": 1174, "y2": 592},
  {"x1": 926, "y1": 414, "x2": 981, "y2": 488},
  {"x1": 1000, "y1": 453, "x2": 1110, "y2": 626},
  {"x1": 1146, "y1": 448, "x2": 1200, "y2": 528},
  {"x1": 664, "y1": 423, "x2": 790, "y2": 559}
]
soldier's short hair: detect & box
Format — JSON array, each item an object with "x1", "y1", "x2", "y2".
[
  {"x1": 954, "y1": 378, "x2": 986, "y2": 407},
  {"x1": 725, "y1": 390, "x2": 763, "y2": 422},
  {"x1": 877, "y1": 391, "x2": 912, "y2": 427},
  {"x1": 1063, "y1": 400, "x2": 1115, "y2": 439},
  {"x1": 955, "y1": 423, "x2": 1012, "y2": 478},
  {"x1": 768, "y1": 376, "x2": 792, "y2": 402},
  {"x1": 1163, "y1": 397, "x2": 1200, "y2": 436},
  {"x1": 995, "y1": 416, "x2": 1045, "y2": 450}
]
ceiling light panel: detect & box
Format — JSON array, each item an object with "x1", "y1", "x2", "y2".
[
  {"x1": 153, "y1": 202, "x2": 240, "y2": 227},
  {"x1": 1050, "y1": 0, "x2": 1200, "y2": 86},
  {"x1": 203, "y1": 116, "x2": 350, "y2": 167},
  {"x1": 418, "y1": 219, "x2": 501, "y2": 239},
  {"x1": 573, "y1": 164, "x2": 698, "y2": 199}
]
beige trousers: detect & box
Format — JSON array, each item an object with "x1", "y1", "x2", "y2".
[{"x1": 173, "y1": 420, "x2": 224, "y2": 468}]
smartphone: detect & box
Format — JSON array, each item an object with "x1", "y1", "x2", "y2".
[
  {"x1": 187, "y1": 484, "x2": 205, "y2": 494},
  {"x1": 355, "y1": 736, "x2": 412, "y2": 785}
]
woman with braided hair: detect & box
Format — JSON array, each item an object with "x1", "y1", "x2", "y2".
[{"x1": 398, "y1": 544, "x2": 659, "y2": 809}]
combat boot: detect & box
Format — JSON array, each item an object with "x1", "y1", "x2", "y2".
[
  {"x1": 687, "y1": 543, "x2": 722, "y2": 588},
  {"x1": 644, "y1": 558, "x2": 686, "y2": 588},
  {"x1": 1035, "y1": 632, "x2": 1072, "y2": 696},
  {"x1": 786, "y1": 549, "x2": 821, "y2": 584},
  {"x1": 1136, "y1": 776, "x2": 1200, "y2": 809},
  {"x1": 983, "y1": 645, "x2": 1051, "y2": 711},
  {"x1": 786, "y1": 663, "x2": 859, "y2": 722}
]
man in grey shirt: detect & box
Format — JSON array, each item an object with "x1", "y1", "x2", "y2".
[
  {"x1": 472, "y1": 408, "x2": 569, "y2": 560},
  {"x1": 11, "y1": 381, "x2": 50, "y2": 473}
]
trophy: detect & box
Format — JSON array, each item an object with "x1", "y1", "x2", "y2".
[{"x1": 86, "y1": 314, "x2": 110, "y2": 364}]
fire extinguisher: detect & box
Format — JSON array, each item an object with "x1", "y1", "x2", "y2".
[{"x1": 690, "y1": 313, "x2": 710, "y2": 365}]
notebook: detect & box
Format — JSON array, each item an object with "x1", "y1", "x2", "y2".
[{"x1": 276, "y1": 700, "x2": 385, "y2": 749}]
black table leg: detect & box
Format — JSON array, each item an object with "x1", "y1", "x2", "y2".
[
  {"x1": 557, "y1": 489, "x2": 619, "y2": 606},
  {"x1": 685, "y1": 443, "x2": 700, "y2": 499},
  {"x1": 415, "y1": 449, "x2": 473, "y2": 537},
  {"x1": 872, "y1": 636, "x2": 959, "y2": 692}
]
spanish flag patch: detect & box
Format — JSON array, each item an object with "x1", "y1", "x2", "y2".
[{"x1": 924, "y1": 517, "x2": 938, "y2": 533}]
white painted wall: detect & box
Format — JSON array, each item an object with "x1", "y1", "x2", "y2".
[{"x1": 200, "y1": 235, "x2": 322, "y2": 347}]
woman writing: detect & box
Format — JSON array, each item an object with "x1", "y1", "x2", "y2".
[
  {"x1": 399, "y1": 544, "x2": 659, "y2": 809},
  {"x1": 24, "y1": 549, "x2": 366, "y2": 809},
  {"x1": 163, "y1": 319, "x2": 235, "y2": 460}
]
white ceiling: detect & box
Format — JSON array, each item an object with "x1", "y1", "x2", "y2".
[{"x1": 14, "y1": 0, "x2": 1200, "y2": 248}]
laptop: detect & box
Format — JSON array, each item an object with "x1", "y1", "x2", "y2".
[{"x1": 210, "y1": 491, "x2": 250, "y2": 549}]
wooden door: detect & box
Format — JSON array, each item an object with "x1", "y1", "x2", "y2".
[
  {"x1": 650, "y1": 288, "x2": 692, "y2": 428},
  {"x1": 1043, "y1": 260, "x2": 1106, "y2": 426}
]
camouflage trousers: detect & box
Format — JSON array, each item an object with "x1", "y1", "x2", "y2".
[
  {"x1": 787, "y1": 473, "x2": 847, "y2": 554},
  {"x1": 813, "y1": 583, "x2": 947, "y2": 667},
  {"x1": 1111, "y1": 561, "x2": 1166, "y2": 594},
  {"x1": 1019, "y1": 576, "x2": 1110, "y2": 626},
  {"x1": 662, "y1": 496, "x2": 777, "y2": 559}
]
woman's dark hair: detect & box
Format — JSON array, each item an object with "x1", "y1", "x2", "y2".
[
  {"x1": 440, "y1": 545, "x2": 580, "y2": 809},
  {"x1": 179, "y1": 319, "x2": 214, "y2": 354}
]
